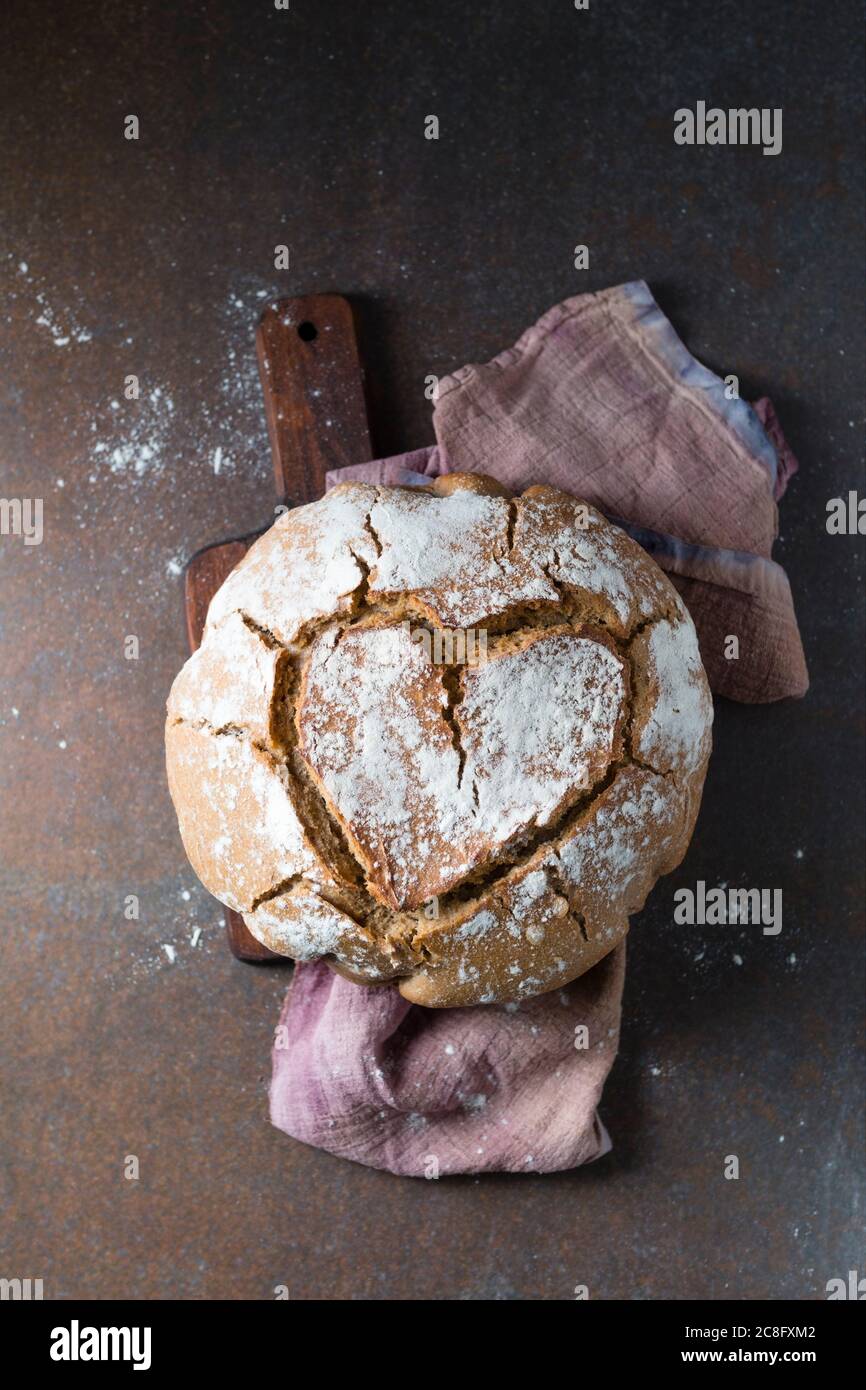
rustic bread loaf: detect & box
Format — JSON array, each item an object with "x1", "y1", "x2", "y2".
[{"x1": 166, "y1": 473, "x2": 712, "y2": 1006}]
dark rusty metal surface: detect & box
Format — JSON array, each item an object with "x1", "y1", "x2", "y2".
[{"x1": 0, "y1": 0, "x2": 863, "y2": 1300}]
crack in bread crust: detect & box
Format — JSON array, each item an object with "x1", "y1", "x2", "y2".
[{"x1": 440, "y1": 663, "x2": 469, "y2": 792}]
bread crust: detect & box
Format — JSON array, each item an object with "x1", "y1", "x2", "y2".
[{"x1": 166, "y1": 474, "x2": 713, "y2": 1006}]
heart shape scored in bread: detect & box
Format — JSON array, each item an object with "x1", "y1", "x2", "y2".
[{"x1": 298, "y1": 620, "x2": 628, "y2": 910}]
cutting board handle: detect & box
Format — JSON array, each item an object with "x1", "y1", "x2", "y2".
[{"x1": 256, "y1": 293, "x2": 372, "y2": 505}]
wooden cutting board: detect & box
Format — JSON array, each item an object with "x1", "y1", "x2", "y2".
[{"x1": 183, "y1": 293, "x2": 372, "y2": 961}]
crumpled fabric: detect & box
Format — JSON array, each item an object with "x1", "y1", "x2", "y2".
[
  {"x1": 270, "y1": 282, "x2": 808, "y2": 1175},
  {"x1": 271, "y1": 948, "x2": 623, "y2": 1177},
  {"x1": 330, "y1": 281, "x2": 807, "y2": 703}
]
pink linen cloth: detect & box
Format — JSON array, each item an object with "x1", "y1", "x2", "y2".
[
  {"x1": 328, "y1": 282, "x2": 807, "y2": 703},
  {"x1": 269, "y1": 282, "x2": 808, "y2": 1176},
  {"x1": 271, "y1": 948, "x2": 623, "y2": 1178}
]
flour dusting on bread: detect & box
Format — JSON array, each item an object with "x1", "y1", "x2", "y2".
[{"x1": 166, "y1": 473, "x2": 713, "y2": 1006}]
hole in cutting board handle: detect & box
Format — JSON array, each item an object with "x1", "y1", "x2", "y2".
[{"x1": 297, "y1": 321, "x2": 317, "y2": 342}]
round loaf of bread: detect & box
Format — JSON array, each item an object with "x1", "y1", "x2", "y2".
[{"x1": 166, "y1": 473, "x2": 712, "y2": 1006}]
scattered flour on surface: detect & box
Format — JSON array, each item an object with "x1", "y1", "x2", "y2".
[{"x1": 8, "y1": 265, "x2": 273, "y2": 485}]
